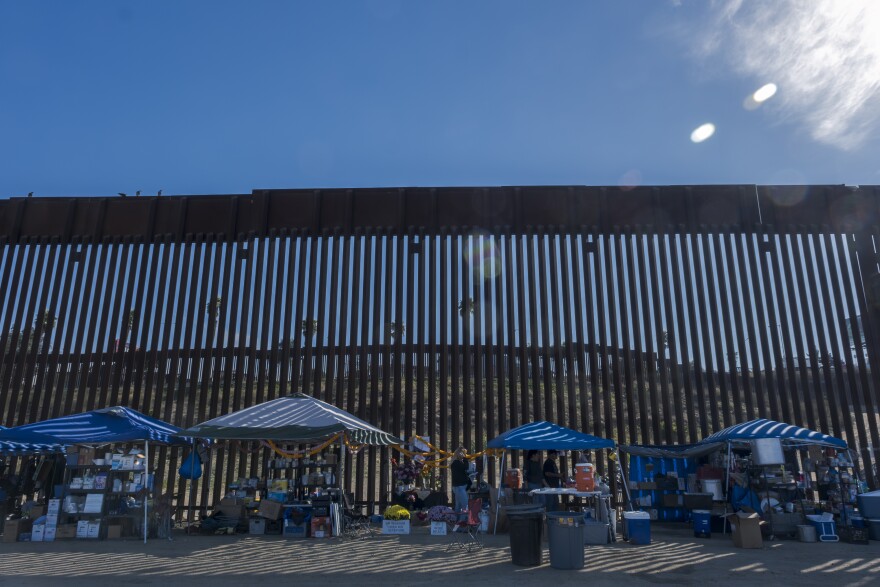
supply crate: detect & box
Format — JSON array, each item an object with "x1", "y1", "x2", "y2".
[{"x1": 838, "y1": 526, "x2": 869, "y2": 545}]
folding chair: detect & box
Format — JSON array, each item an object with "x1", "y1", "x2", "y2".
[
  {"x1": 339, "y1": 493, "x2": 377, "y2": 540},
  {"x1": 447, "y1": 498, "x2": 483, "y2": 552}
]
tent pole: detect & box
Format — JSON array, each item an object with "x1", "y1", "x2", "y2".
[
  {"x1": 187, "y1": 440, "x2": 196, "y2": 532},
  {"x1": 144, "y1": 440, "x2": 149, "y2": 544},
  {"x1": 723, "y1": 441, "x2": 731, "y2": 536},
  {"x1": 615, "y1": 448, "x2": 632, "y2": 510},
  {"x1": 493, "y1": 451, "x2": 505, "y2": 535}
]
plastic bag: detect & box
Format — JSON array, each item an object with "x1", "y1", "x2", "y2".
[{"x1": 178, "y1": 450, "x2": 202, "y2": 480}]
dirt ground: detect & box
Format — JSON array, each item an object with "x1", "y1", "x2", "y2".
[{"x1": 0, "y1": 523, "x2": 878, "y2": 586}]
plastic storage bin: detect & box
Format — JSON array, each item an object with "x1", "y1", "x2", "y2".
[
  {"x1": 546, "y1": 512, "x2": 585, "y2": 570},
  {"x1": 583, "y1": 520, "x2": 609, "y2": 545},
  {"x1": 692, "y1": 510, "x2": 711, "y2": 538},
  {"x1": 623, "y1": 511, "x2": 651, "y2": 545},
  {"x1": 505, "y1": 505, "x2": 545, "y2": 566}
]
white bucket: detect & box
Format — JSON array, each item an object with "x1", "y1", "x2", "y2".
[
  {"x1": 478, "y1": 511, "x2": 489, "y2": 533},
  {"x1": 702, "y1": 479, "x2": 723, "y2": 501},
  {"x1": 798, "y1": 524, "x2": 817, "y2": 543}
]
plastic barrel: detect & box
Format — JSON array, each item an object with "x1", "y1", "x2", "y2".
[
  {"x1": 505, "y1": 505, "x2": 545, "y2": 566},
  {"x1": 546, "y1": 512, "x2": 585, "y2": 570}
]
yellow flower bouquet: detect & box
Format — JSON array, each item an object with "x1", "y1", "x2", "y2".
[{"x1": 383, "y1": 505, "x2": 411, "y2": 521}]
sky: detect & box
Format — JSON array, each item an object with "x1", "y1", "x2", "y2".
[{"x1": 1, "y1": 0, "x2": 879, "y2": 198}]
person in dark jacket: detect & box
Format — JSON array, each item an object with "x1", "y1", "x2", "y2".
[
  {"x1": 450, "y1": 447, "x2": 471, "y2": 513},
  {"x1": 525, "y1": 450, "x2": 544, "y2": 505}
]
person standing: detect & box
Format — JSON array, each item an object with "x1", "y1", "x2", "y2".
[
  {"x1": 543, "y1": 450, "x2": 563, "y2": 511},
  {"x1": 525, "y1": 450, "x2": 544, "y2": 505},
  {"x1": 450, "y1": 447, "x2": 470, "y2": 513}
]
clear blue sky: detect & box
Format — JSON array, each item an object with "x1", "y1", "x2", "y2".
[{"x1": 1, "y1": 1, "x2": 878, "y2": 198}]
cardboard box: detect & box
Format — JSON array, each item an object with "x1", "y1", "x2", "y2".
[
  {"x1": 45, "y1": 514, "x2": 59, "y2": 528},
  {"x1": 55, "y1": 524, "x2": 77, "y2": 539},
  {"x1": 105, "y1": 525, "x2": 123, "y2": 540},
  {"x1": 311, "y1": 516, "x2": 331, "y2": 538},
  {"x1": 43, "y1": 526, "x2": 56, "y2": 542},
  {"x1": 662, "y1": 494, "x2": 683, "y2": 508},
  {"x1": 217, "y1": 504, "x2": 244, "y2": 520},
  {"x1": 726, "y1": 511, "x2": 763, "y2": 548},
  {"x1": 684, "y1": 493, "x2": 714, "y2": 510},
  {"x1": 258, "y1": 499, "x2": 283, "y2": 520},
  {"x1": 86, "y1": 522, "x2": 101, "y2": 539},
  {"x1": 78, "y1": 446, "x2": 96, "y2": 465},
  {"x1": 324, "y1": 454, "x2": 338, "y2": 465},
  {"x1": 249, "y1": 517, "x2": 266, "y2": 535},
  {"x1": 3, "y1": 519, "x2": 32, "y2": 542},
  {"x1": 283, "y1": 520, "x2": 308, "y2": 539},
  {"x1": 76, "y1": 520, "x2": 90, "y2": 539},
  {"x1": 47, "y1": 499, "x2": 61, "y2": 515},
  {"x1": 381, "y1": 519, "x2": 410, "y2": 535},
  {"x1": 220, "y1": 496, "x2": 244, "y2": 507},
  {"x1": 31, "y1": 525, "x2": 45, "y2": 542},
  {"x1": 30, "y1": 505, "x2": 46, "y2": 519}
]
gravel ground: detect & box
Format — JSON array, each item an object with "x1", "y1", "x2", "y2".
[{"x1": 1, "y1": 523, "x2": 878, "y2": 586}]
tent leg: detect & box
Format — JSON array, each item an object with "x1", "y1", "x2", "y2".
[
  {"x1": 493, "y1": 451, "x2": 505, "y2": 535},
  {"x1": 723, "y1": 441, "x2": 731, "y2": 536},
  {"x1": 187, "y1": 440, "x2": 196, "y2": 533},
  {"x1": 144, "y1": 441, "x2": 149, "y2": 544},
  {"x1": 615, "y1": 448, "x2": 632, "y2": 511}
]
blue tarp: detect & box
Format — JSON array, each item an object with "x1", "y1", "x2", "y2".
[
  {"x1": 700, "y1": 418, "x2": 847, "y2": 449},
  {"x1": 0, "y1": 427, "x2": 66, "y2": 455},
  {"x1": 487, "y1": 421, "x2": 615, "y2": 450},
  {"x1": 6, "y1": 406, "x2": 190, "y2": 445}
]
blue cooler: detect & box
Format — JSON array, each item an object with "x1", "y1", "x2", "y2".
[
  {"x1": 806, "y1": 514, "x2": 838, "y2": 542},
  {"x1": 692, "y1": 510, "x2": 711, "y2": 538},
  {"x1": 624, "y1": 511, "x2": 651, "y2": 545}
]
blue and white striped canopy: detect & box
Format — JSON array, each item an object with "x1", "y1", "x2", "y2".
[
  {"x1": 183, "y1": 393, "x2": 404, "y2": 445},
  {"x1": 700, "y1": 418, "x2": 847, "y2": 449},
  {"x1": 0, "y1": 427, "x2": 66, "y2": 455},
  {"x1": 7, "y1": 406, "x2": 190, "y2": 445},
  {"x1": 488, "y1": 421, "x2": 615, "y2": 450}
]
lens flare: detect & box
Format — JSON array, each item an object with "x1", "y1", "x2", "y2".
[
  {"x1": 690, "y1": 123, "x2": 715, "y2": 143},
  {"x1": 753, "y1": 83, "x2": 777, "y2": 103},
  {"x1": 464, "y1": 230, "x2": 501, "y2": 279}
]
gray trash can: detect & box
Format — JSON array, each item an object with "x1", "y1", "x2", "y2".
[
  {"x1": 505, "y1": 504, "x2": 545, "y2": 566},
  {"x1": 546, "y1": 512, "x2": 585, "y2": 570}
]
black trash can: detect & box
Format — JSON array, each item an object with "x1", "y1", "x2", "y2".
[
  {"x1": 546, "y1": 512, "x2": 585, "y2": 570},
  {"x1": 505, "y1": 504, "x2": 545, "y2": 566}
]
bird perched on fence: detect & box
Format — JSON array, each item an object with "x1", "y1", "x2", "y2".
[
  {"x1": 157, "y1": 189, "x2": 162, "y2": 196},
  {"x1": 136, "y1": 190, "x2": 141, "y2": 196},
  {"x1": 27, "y1": 192, "x2": 33, "y2": 197},
  {"x1": 118, "y1": 192, "x2": 127, "y2": 197}
]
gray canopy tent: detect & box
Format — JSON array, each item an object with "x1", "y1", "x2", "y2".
[{"x1": 182, "y1": 393, "x2": 404, "y2": 519}]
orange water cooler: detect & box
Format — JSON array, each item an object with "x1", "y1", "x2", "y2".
[
  {"x1": 504, "y1": 468, "x2": 523, "y2": 489},
  {"x1": 575, "y1": 463, "x2": 595, "y2": 491}
]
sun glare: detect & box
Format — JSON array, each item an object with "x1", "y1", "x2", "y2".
[
  {"x1": 753, "y1": 83, "x2": 777, "y2": 103},
  {"x1": 690, "y1": 123, "x2": 715, "y2": 143}
]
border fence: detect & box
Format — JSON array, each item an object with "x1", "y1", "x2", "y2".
[{"x1": 1, "y1": 184, "x2": 879, "y2": 510}]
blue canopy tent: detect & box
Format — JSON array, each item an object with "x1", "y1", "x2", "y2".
[
  {"x1": 701, "y1": 418, "x2": 847, "y2": 450},
  {"x1": 620, "y1": 418, "x2": 849, "y2": 527},
  {"x1": 487, "y1": 421, "x2": 623, "y2": 533},
  {"x1": 0, "y1": 427, "x2": 67, "y2": 456},
  {"x1": 487, "y1": 421, "x2": 616, "y2": 451},
  {"x1": 6, "y1": 406, "x2": 191, "y2": 543}
]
